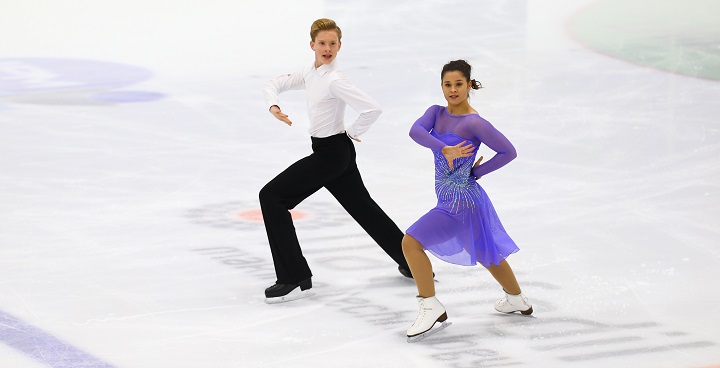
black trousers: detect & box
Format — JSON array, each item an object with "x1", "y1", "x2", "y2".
[{"x1": 259, "y1": 132, "x2": 409, "y2": 284}]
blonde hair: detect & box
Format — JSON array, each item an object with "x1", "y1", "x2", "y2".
[{"x1": 310, "y1": 18, "x2": 342, "y2": 42}]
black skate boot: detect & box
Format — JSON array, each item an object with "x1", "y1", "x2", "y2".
[
  {"x1": 264, "y1": 278, "x2": 313, "y2": 304},
  {"x1": 399, "y1": 265, "x2": 435, "y2": 279},
  {"x1": 399, "y1": 265, "x2": 413, "y2": 278}
]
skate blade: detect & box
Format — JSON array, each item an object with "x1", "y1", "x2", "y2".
[
  {"x1": 406, "y1": 321, "x2": 452, "y2": 343},
  {"x1": 496, "y1": 306, "x2": 534, "y2": 316},
  {"x1": 265, "y1": 289, "x2": 315, "y2": 304}
]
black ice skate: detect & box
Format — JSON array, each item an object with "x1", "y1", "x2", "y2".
[
  {"x1": 398, "y1": 265, "x2": 435, "y2": 279},
  {"x1": 264, "y1": 278, "x2": 313, "y2": 304},
  {"x1": 399, "y1": 266, "x2": 413, "y2": 278}
]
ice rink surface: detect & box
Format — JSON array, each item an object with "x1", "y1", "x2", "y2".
[{"x1": 1, "y1": 0, "x2": 719, "y2": 367}]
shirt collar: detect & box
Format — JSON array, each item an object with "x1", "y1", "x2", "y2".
[{"x1": 314, "y1": 60, "x2": 336, "y2": 77}]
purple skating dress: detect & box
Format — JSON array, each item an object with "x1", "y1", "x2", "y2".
[{"x1": 406, "y1": 105, "x2": 519, "y2": 267}]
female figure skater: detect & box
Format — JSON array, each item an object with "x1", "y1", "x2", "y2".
[{"x1": 403, "y1": 59, "x2": 532, "y2": 341}]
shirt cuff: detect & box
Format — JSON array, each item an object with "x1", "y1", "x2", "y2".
[{"x1": 346, "y1": 126, "x2": 358, "y2": 139}]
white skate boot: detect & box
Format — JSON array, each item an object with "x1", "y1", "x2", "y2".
[
  {"x1": 495, "y1": 291, "x2": 533, "y2": 315},
  {"x1": 406, "y1": 296, "x2": 452, "y2": 342}
]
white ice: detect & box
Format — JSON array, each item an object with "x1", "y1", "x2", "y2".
[{"x1": 1, "y1": 0, "x2": 719, "y2": 367}]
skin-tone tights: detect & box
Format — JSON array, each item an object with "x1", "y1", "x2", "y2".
[{"x1": 402, "y1": 234, "x2": 522, "y2": 297}]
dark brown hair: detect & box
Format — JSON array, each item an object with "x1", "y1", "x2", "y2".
[{"x1": 441, "y1": 59, "x2": 482, "y2": 90}]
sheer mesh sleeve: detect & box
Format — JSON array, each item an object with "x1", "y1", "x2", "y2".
[
  {"x1": 469, "y1": 118, "x2": 517, "y2": 179},
  {"x1": 409, "y1": 105, "x2": 447, "y2": 151}
]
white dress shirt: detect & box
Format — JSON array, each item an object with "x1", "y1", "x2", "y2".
[{"x1": 263, "y1": 61, "x2": 382, "y2": 138}]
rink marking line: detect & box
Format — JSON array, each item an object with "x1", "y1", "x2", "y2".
[
  {"x1": 74, "y1": 304, "x2": 244, "y2": 326},
  {"x1": 0, "y1": 309, "x2": 115, "y2": 367}
]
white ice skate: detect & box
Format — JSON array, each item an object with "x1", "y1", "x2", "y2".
[
  {"x1": 495, "y1": 291, "x2": 533, "y2": 315},
  {"x1": 406, "y1": 296, "x2": 452, "y2": 342}
]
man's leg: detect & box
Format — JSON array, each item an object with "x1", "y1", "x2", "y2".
[
  {"x1": 260, "y1": 154, "x2": 347, "y2": 284},
  {"x1": 324, "y1": 145, "x2": 409, "y2": 271},
  {"x1": 260, "y1": 160, "x2": 318, "y2": 285}
]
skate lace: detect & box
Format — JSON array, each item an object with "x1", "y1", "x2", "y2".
[
  {"x1": 412, "y1": 304, "x2": 431, "y2": 327},
  {"x1": 499, "y1": 295, "x2": 527, "y2": 307}
]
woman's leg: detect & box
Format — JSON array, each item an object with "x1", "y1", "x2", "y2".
[
  {"x1": 485, "y1": 260, "x2": 521, "y2": 295},
  {"x1": 402, "y1": 234, "x2": 435, "y2": 297},
  {"x1": 486, "y1": 260, "x2": 533, "y2": 314},
  {"x1": 403, "y1": 233, "x2": 450, "y2": 339}
]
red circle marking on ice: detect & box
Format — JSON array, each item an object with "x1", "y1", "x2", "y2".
[{"x1": 237, "y1": 209, "x2": 307, "y2": 222}]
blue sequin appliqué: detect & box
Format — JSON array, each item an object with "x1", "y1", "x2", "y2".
[{"x1": 433, "y1": 150, "x2": 484, "y2": 215}]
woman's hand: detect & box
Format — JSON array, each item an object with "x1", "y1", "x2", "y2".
[
  {"x1": 441, "y1": 141, "x2": 474, "y2": 169},
  {"x1": 269, "y1": 105, "x2": 292, "y2": 126},
  {"x1": 472, "y1": 155, "x2": 484, "y2": 180}
]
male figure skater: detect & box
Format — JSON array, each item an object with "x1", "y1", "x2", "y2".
[{"x1": 260, "y1": 18, "x2": 412, "y2": 303}]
